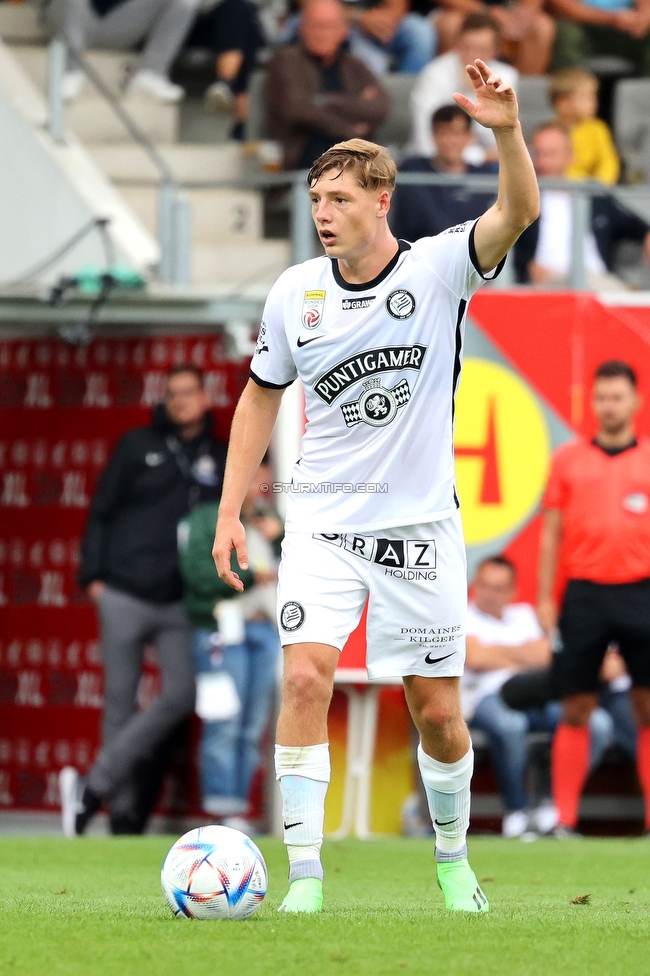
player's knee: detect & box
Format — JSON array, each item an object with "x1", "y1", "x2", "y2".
[
  {"x1": 418, "y1": 699, "x2": 462, "y2": 735},
  {"x1": 283, "y1": 661, "x2": 332, "y2": 708}
]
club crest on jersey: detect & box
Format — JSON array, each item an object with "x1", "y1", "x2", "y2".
[
  {"x1": 302, "y1": 290, "x2": 325, "y2": 329},
  {"x1": 386, "y1": 289, "x2": 416, "y2": 319},
  {"x1": 341, "y1": 376, "x2": 411, "y2": 428}
]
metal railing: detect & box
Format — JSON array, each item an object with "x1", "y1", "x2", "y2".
[
  {"x1": 172, "y1": 169, "x2": 621, "y2": 291},
  {"x1": 46, "y1": 38, "x2": 191, "y2": 286}
]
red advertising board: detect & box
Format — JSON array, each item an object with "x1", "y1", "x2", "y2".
[{"x1": 0, "y1": 335, "x2": 248, "y2": 813}]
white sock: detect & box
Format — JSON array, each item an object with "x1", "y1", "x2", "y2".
[
  {"x1": 275, "y1": 743, "x2": 330, "y2": 883},
  {"x1": 417, "y1": 743, "x2": 473, "y2": 862}
]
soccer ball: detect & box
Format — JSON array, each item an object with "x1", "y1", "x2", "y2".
[{"x1": 161, "y1": 825, "x2": 267, "y2": 920}]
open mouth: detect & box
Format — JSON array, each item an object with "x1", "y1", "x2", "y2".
[{"x1": 319, "y1": 231, "x2": 336, "y2": 245}]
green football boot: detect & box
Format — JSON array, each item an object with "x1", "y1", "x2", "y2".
[
  {"x1": 277, "y1": 878, "x2": 323, "y2": 914},
  {"x1": 437, "y1": 858, "x2": 489, "y2": 912}
]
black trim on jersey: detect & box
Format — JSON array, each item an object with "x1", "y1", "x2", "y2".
[
  {"x1": 331, "y1": 240, "x2": 411, "y2": 292},
  {"x1": 591, "y1": 437, "x2": 638, "y2": 457},
  {"x1": 451, "y1": 298, "x2": 466, "y2": 511},
  {"x1": 249, "y1": 367, "x2": 295, "y2": 390},
  {"x1": 469, "y1": 221, "x2": 507, "y2": 280}
]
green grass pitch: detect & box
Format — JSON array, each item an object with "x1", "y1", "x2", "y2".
[{"x1": 1, "y1": 836, "x2": 650, "y2": 976}]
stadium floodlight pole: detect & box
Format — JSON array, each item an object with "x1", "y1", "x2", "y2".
[
  {"x1": 570, "y1": 186, "x2": 589, "y2": 291},
  {"x1": 47, "y1": 38, "x2": 67, "y2": 145},
  {"x1": 290, "y1": 174, "x2": 315, "y2": 266}
]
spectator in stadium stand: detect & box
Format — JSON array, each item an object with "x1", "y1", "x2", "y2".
[
  {"x1": 549, "y1": 68, "x2": 619, "y2": 184},
  {"x1": 179, "y1": 458, "x2": 281, "y2": 829},
  {"x1": 514, "y1": 123, "x2": 650, "y2": 288},
  {"x1": 410, "y1": 13, "x2": 518, "y2": 163},
  {"x1": 537, "y1": 360, "x2": 650, "y2": 837},
  {"x1": 549, "y1": 0, "x2": 650, "y2": 77},
  {"x1": 462, "y1": 556, "x2": 556, "y2": 838},
  {"x1": 184, "y1": 0, "x2": 266, "y2": 141},
  {"x1": 266, "y1": 0, "x2": 390, "y2": 170},
  {"x1": 390, "y1": 103, "x2": 497, "y2": 241},
  {"x1": 43, "y1": 0, "x2": 201, "y2": 103},
  {"x1": 59, "y1": 364, "x2": 227, "y2": 837},
  {"x1": 432, "y1": 0, "x2": 556, "y2": 75},
  {"x1": 343, "y1": 0, "x2": 436, "y2": 76},
  {"x1": 279, "y1": 0, "x2": 436, "y2": 76}
]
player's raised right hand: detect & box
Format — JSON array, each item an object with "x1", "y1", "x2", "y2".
[{"x1": 213, "y1": 516, "x2": 248, "y2": 591}]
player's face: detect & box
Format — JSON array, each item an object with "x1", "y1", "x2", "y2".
[
  {"x1": 164, "y1": 372, "x2": 209, "y2": 426},
  {"x1": 472, "y1": 563, "x2": 515, "y2": 617},
  {"x1": 309, "y1": 168, "x2": 391, "y2": 260},
  {"x1": 592, "y1": 376, "x2": 640, "y2": 435}
]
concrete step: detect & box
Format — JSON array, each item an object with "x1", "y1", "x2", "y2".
[
  {"x1": 11, "y1": 44, "x2": 137, "y2": 97},
  {"x1": 88, "y1": 143, "x2": 247, "y2": 183},
  {"x1": 0, "y1": 2, "x2": 45, "y2": 43},
  {"x1": 192, "y1": 241, "x2": 290, "y2": 286},
  {"x1": 66, "y1": 94, "x2": 178, "y2": 144},
  {"x1": 118, "y1": 185, "x2": 264, "y2": 245}
]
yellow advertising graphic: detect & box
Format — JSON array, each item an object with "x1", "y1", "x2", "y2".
[{"x1": 454, "y1": 358, "x2": 551, "y2": 545}]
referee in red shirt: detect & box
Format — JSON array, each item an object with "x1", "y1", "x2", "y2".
[{"x1": 538, "y1": 360, "x2": 650, "y2": 835}]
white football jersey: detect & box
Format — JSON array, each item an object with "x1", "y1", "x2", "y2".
[{"x1": 251, "y1": 219, "x2": 502, "y2": 532}]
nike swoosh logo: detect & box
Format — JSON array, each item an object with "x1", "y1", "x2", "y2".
[
  {"x1": 297, "y1": 335, "x2": 323, "y2": 347},
  {"x1": 424, "y1": 651, "x2": 455, "y2": 665},
  {"x1": 434, "y1": 818, "x2": 458, "y2": 827},
  {"x1": 283, "y1": 821, "x2": 303, "y2": 830}
]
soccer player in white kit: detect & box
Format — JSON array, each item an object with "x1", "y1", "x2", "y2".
[{"x1": 214, "y1": 58, "x2": 539, "y2": 913}]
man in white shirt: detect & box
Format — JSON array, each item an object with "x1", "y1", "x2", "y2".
[
  {"x1": 514, "y1": 123, "x2": 650, "y2": 290},
  {"x1": 214, "y1": 58, "x2": 539, "y2": 914},
  {"x1": 464, "y1": 555, "x2": 615, "y2": 838},
  {"x1": 410, "y1": 13, "x2": 518, "y2": 163},
  {"x1": 463, "y1": 556, "x2": 551, "y2": 837}
]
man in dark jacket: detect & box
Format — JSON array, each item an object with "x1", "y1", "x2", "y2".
[
  {"x1": 267, "y1": 0, "x2": 390, "y2": 170},
  {"x1": 514, "y1": 123, "x2": 650, "y2": 287},
  {"x1": 59, "y1": 364, "x2": 227, "y2": 836},
  {"x1": 390, "y1": 104, "x2": 498, "y2": 242}
]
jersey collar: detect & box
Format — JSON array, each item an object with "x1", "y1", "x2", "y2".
[{"x1": 330, "y1": 240, "x2": 411, "y2": 292}]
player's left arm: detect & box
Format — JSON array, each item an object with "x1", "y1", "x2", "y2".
[{"x1": 453, "y1": 59, "x2": 540, "y2": 274}]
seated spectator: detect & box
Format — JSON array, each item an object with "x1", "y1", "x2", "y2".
[
  {"x1": 410, "y1": 13, "x2": 518, "y2": 162},
  {"x1": 549, "y1": 68, "x2": 619, "y2": 184},
  {"x1": 514, "y1": 123, "x2": 650, "y2": 288},
  {"x1": 185, "y1": 0, "x2": 265, "y2": 140},
  {"x1": 390, "y1": 103, "x2": 497, "y2": 240},
  {"x1": 462, "y1": 556, "x2": 613, "y2": 837},
  {"x1": 549, "y1": 0, "x2": 650, "y2": 78},
  {"x1": 43, "y1": 0, "x2": 201, "y2": 102},
  {"x1": 179, "y1": 459, "x2": 282, "y2": 828},
  {"x1": 346, "y1": 0, "x2": 436, "y2": 76},
  {"x1": 267, "y1": 0, "x2": 390, "y2": 170},
  {"x1": 434, "y1": 0, "x2": 555, "y2": 75}
]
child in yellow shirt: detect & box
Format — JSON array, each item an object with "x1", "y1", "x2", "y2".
[{"x1": 548, "y1": 68, "x2": 620, "y2": 185}]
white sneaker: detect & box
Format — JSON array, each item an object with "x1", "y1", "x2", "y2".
[
  {"x1": 61, "y1": 70, "x2": 85, "y2": 103},
  {"x1": 125, "y1": 70, "x2": 184, "y2": 103},
  {"x1": 59, "y1": 766, "x2": 81, "y2": 839},
  {"x1": 204, "y1": 80, "x2": 234, "y2": 114},
  {"x1": 532, "y1": 802, "x2": 559, "y2": 835},
  {"x1": 502, "y1": 809, "x2": 529, "y2": 838}
]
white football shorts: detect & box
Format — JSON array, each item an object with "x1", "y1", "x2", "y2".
[{"x1": 276, "y1": 511, "x2": 467, "y2": 680}]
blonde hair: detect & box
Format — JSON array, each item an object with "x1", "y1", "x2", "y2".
[
  {"x1": 308, "y1": 139, "x2": 397, "y2": 194},
  {"x1": 548, "y1": 67, "x2": 598, "y2": 107}
]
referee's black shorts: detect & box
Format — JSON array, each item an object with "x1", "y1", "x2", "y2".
[{"x1": 555, "y1": 577, "x2": 650, "y2": 696}]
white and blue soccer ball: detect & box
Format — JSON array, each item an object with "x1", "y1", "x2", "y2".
[{"x1": 161, "y1": 825, "x2": 267, "y2": 920}]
